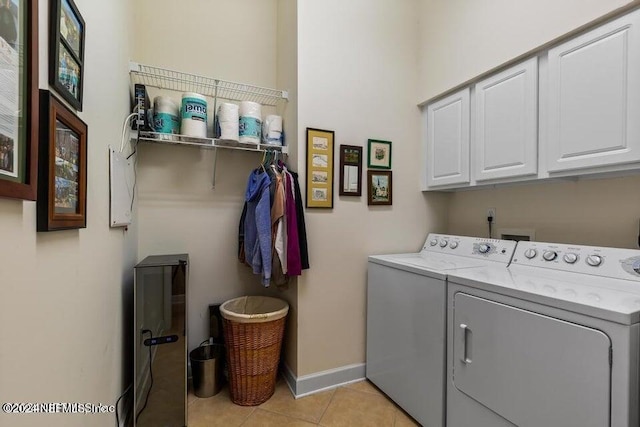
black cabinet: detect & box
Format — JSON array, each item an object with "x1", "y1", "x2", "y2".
[{"x1": 134, "y1": 254, "x2": 188, "y2": 427}]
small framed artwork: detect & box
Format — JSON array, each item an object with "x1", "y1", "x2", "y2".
[
  {"x1": 367, "y1": 170, "x2": 392, "y2": 206},
  {"x1": 339, "y1": 145, "x2": 362, "y2": 196},
  {"x1": 0, "y1": 0, "x2": 39, "y2": 201},
  {"x1": 306, "y1": 128, "x2": 334, "y2": 208},
  {"x1": 37, "y1": 90, "x2": 88, "y2": 231},
  {"x1": 367, "y1": 139, "x2": 392, "y2": 169},
  {"x1": 49, "y1": 0, "x2": 85, "y2": 111}
]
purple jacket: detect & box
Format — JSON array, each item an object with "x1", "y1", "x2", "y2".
[{"x1": 285, "y1": 171, "x2": 302, "y2": 275}]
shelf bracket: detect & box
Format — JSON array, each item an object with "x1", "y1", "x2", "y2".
[
  {"x1": 133, "y1": 132, "x2": 288, "y2": 190},
  {"x1": 211, "y1": 148, "x2": 219, "y2": 189}
]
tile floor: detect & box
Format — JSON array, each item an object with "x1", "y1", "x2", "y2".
[{"x1": 188, "y1": 378, "x2": 420, "y2": 427}]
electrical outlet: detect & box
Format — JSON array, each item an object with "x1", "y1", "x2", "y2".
[{"x1": 487, "y1": 208, "x2": 496, "y2": 221}]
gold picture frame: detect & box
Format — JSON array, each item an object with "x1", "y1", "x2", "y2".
[{"x1": 306, "y1": 128, "x2": 334, "y2": 208}]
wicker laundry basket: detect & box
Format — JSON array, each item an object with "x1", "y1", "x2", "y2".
[{"x1": 220, "y1": 296, "x2": 289, "y2": 406}]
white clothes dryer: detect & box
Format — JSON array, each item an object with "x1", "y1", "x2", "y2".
[
  {"x1": 446, "y1": 240, "x2": 640, "y2": 427},
  {"x1": 367, "y1": 234, "x2": 517, "y2": 427}
]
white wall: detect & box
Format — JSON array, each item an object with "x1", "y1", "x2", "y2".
[
  {"x1": 296, "y1": 0, "x2": 449, "y2": 376},
  {"x1": 276, "y1": 0, "x2": 299, "y2": 374},
  {"x1": 418, "y1": 0, "x2": 634, "y2": 102},
  {"x1": 418, "y1": 0, "x2": 640, "y2": 249},
  {"x1": 133, "y1": 0, "x2": 291, "y2": 358},
  {"x1": 448, "y1": 176, "x2": 640, "y2": 248},
  {"x1": 0, "y1": 1, "x2": 136, "y2": 426}
]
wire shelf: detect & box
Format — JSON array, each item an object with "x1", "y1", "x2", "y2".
[
  {"x1": 135, "y1": 132, "x2": 289, "y2": 154},
  {"x1": 129, "y1": 62, "x2": 288, "y2": 106}
]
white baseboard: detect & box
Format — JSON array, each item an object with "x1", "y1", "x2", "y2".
[{"x1": 282, "y1": 363, "x2": 366, "y2": 398}]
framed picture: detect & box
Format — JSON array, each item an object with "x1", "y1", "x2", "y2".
[
  {"x1": 0, "y1": 0, "x2": 39, "y2": 200},
  {"x1": 339, "y1": 145, "x2": 362, "y2": 196},
  {"x1": 37, "y1": 90, "x2": 87, "y2": 231},
  {"x1": 367, "y1": 139, "x2": 392, "y2": 169},
  {"x1": 367, "y1": 170, "x2": 392, "y2": 206},
  {"x1": 49, "y1": 0, "x2": 85, "y2": 111},
  {"x1": 306, "y1": 128, "x2": 334, "y2": 208}
]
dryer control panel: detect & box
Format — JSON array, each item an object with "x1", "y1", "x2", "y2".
[
  {"x1": 512, "y1": 241, "x2": 640, "y2": 280},
  {"x1": 422, "y1": 234, "x2": 517, "y2": 264}
]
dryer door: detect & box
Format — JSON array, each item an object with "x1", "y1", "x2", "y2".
[{"x1": 453, "y1": 293, "x2": 611, "y2": 427}]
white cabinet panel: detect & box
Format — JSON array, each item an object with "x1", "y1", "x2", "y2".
[
  {"x1": 367, "y1": 263, "x2": 445, "y2": 427},
  {"x1": 546, "y1": 9, "x2": 640, "y2": 173},
  {"x1": 474, "y1": 58, "x2": 538, "y2": 181},
  {"x1": 426, "y1": 89, "x2": 470, "y2": 187}
]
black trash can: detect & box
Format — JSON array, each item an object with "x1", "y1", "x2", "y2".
[{"x1": 190, "y1": 343, "x2": 224, "y2": 398}]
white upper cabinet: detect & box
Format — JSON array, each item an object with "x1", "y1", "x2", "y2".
[
  {"x1": 474, "y1": 58, "x2": 538, "y2": 181},
  {"x1": 546, "y1": 9, "x2": 640, "y2": 173},
  {"x1": 421, "y1": 8, "x2": 640, "y2": 191},
  {"x1": 425, "y1": 88, "x2": 470, "y2": 187}
]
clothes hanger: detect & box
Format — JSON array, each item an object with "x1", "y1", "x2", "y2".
[
  {"x1": 268, "y1": 151, "x2": 278, "y2": 172},
  {"x1": 259, "y1": 150, "x2": 267, "y2": 173}
]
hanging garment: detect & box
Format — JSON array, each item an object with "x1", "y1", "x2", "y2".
[
  {"x1": 271, "y1": 169, "x2": 286, "y2": 272},
  {"x1": 270, "y1": 169, "x2": 289, "y2": 287},
  {"x1": 271, "y1": 240, "x2": 289, "y2": 288},
  {"x1": 238, "y1": 202, "x2": 248, "y2": 263},
  {"x1": 284, "y1": 169, "x2": 302, "y2": 275},
  {"x1": 244, "y1": 169, "x2": 272, "y2": 287},
  {"x1": 289, "y1": 171, "x2": 310, "y2": 269}
]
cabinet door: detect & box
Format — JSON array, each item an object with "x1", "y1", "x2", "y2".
[
  {"x1": 546, "y1": 9, "x2": 640, "y2": 173},
  {"x1": 474, "y1": 58, "x2": 538, "y2": 181},
  {"x1": 425, "y1": 88, "x2": 470, "y2": 187}
]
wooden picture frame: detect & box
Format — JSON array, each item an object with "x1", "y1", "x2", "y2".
[
  {"x1": 306, "y1": 128, "x2": 334, "y2": 208},
  {"x1": 367, "y1": 139, "x2": 392, "y2": 169},
  {"x1": 49, "y1": 0, "x2": 85, "y2": 111},
  {"x1": 339, "y1": 145, "x2": 362, "y2": 196},
  {"x1": 367, "y1": 170, "x2": 392, "y2": 206},
  {"x1": 0, "y1": 0, "x2": 39, "y2": 200},
  {"x1": 37, "y1": 91, "x2": 87, "y2": 231}
]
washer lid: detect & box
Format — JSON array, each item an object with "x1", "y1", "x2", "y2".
[
  {"x1": 448, "y1": 265, "x2": 640, "y2": 324},
  {"x1": 368, "y1": 252, "x2": 491, "y2": 279},
  {"x1": 368, "y1": 234, "x2": 517, "y2": 279}
]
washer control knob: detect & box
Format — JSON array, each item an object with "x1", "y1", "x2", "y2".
[
  {"x1": 478, "y1": 244, "x2": 491, "y2": 254},
  {"x1": 586, "y1": 255, "x2": 603, "y2": 267},
  {"x1": 543, "y1": 251, "x2": 558, "y2": 261},
  {"x1": 524, "y1": 249, "x2": 538, "y2": 259},
  {"x1": 450, "y1": 241, "x2": 459, "y2": 249},
  {"x1": 563, "y1": 253, "x2": 578, "y2": 264},
  {"x1": 430, "y1": 239, "x2": 438, "y2": 246},
  {"x1": 440, "y1": 240, "x2": 448, "y2": 248}
]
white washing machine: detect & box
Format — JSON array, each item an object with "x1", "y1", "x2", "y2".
[
  {"x1": 446, "y1": 240, "x2": 640, "y2": 427},
  {"x1": 367, "y1": 234, "x2": 517, "y2": 427}
]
